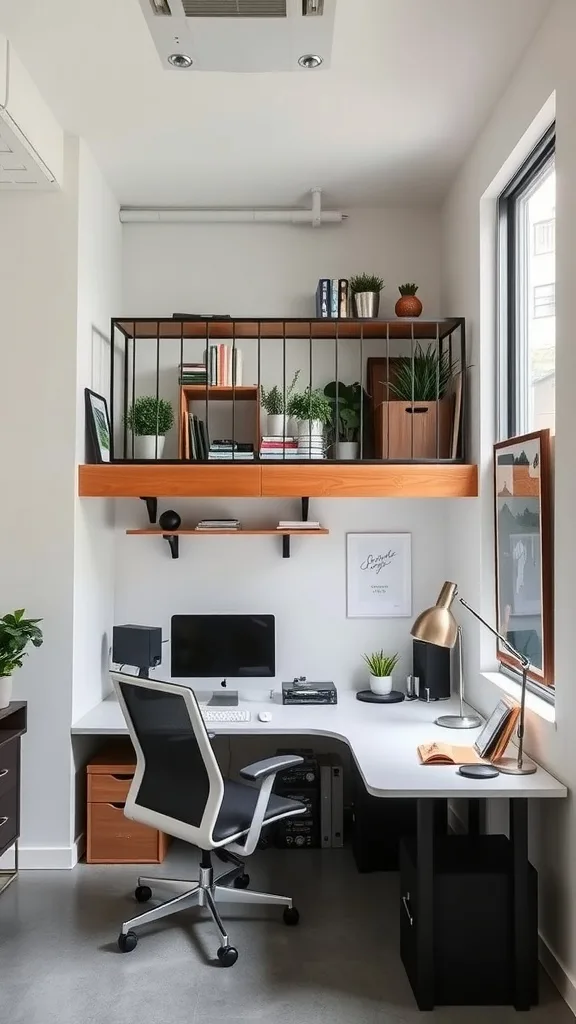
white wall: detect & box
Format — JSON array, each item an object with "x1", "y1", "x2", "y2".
[
  {"x1": 442, "y1": 0, "x2": 576, "y2": 1003},
  {"x1": 119, "y1": 208, "x2": 452, "y2": 690}
]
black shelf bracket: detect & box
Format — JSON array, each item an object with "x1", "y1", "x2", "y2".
[
  {"x1": 301, "y1": 497, "x2": 309, "y2": 522},
  {"x1": 140, "y1": 497, "x2": 158, "y2": 524},
  {"x1": 164, "y1": 534, "x2": 179, "y2": 559},
  {"x1": 282, "y1": 535, "x2": 291, "y2": 559}
]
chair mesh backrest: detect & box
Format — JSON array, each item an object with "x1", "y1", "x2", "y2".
[{"x1": 118, "y1": 680, "x2": 212, "y2": 828}]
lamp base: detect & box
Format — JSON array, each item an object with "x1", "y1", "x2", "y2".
[
  {"x1": 495, "y1": 756, "x2": 537, "y2": 776},
  {"x1": 435, "y1": 713, "x2": 482, "y2": 730}
]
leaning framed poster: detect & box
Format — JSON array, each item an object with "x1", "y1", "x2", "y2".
[{"x1": 346, "y1": 533, "x2": 412, "y2": 618}]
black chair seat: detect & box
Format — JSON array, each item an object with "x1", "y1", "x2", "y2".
[{"x1": 213, "y1": 781, "x2": 305, "y2": 842}]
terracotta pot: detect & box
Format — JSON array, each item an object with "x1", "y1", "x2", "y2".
[{"x1": 395, "y1": 294, "x2": 423, "y2": 318}]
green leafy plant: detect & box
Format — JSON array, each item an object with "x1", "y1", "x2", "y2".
[
  {"x1": 0, "y1": 609, "x2": 43, "y2": 678},
  {"x1": 385, "y1": 344, "x2": 453, "y2": 402},
  {"x1": 289, "y1": 387, "x2": 332, "y2": 425},
  {"x1": 398, "y1": 283, "x2": 419, "y2": 296},
  {"x1": 350, "y1": 273, "x2": 384, "y2": 294},
  {"x1": 362, "y1": 650, "x2": 399, "y2": 677},
  {"x1": 126, "y1": 396, "x2": 174, "y2": 436},
  {"x1": 324, "y1": 381, "x2": 368, "y2": 442},
  {"x1": 260, "y1": 370, "x2": 300, "y2": 415}
]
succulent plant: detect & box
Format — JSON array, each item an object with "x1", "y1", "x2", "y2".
[
  {"x1": 398, "y1": 283, "x2": 419, "y2": 296},
  {"x1": 350, "y1": 273, "x2": 384, "y2": 294}
]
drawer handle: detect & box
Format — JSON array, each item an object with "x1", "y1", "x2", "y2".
[
  {"x1": 402, "y1": 893, "x2": 413, "y2": 927},
  {"x1": 0, "y1": 769, "x2": 9, "y2": 779},
  {"x1": 111, "y1": 774, "x2": 133, "y2": 781},
  {"x1": 0, "y1": 816, "x2": 8, "y2": 828},
  {"x1": 405, "y1": 407, "x2": 428, "y2": 415}
]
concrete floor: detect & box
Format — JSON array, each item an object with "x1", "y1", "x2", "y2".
[{"x1": 0, "y1": 843, "x2": 573, "y2": 1024}]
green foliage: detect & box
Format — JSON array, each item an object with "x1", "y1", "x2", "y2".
[
  {"x1": 126, "y1": 396, "x2": 174, "y2": 436},
  {"x1": 386, "y1": 344, "x2": 453, "y2": 402},
  {"x1": 398, "y1": 283, "x2": 419, "y2": 296},
  {"x1": 324, "y1": 381, "x2": 367, "y2": 442},
  {"x1": 350, "y1": 273, "x2": 384, "y2": 294},
  {"x1": 363, "y1": 650, "x2": 399, "y2": 677},
  {"x1": 260, "y1": 370, "x2": 300, "y2": 415},
  {"x1": 289, "y1": 387, "x2": 333, "y2": 425},
  {"x1": 0, "y1": 609, "x2": 43, "y2": 678}
]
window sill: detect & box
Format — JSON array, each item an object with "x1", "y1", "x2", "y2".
[{"x1": 481, "y1": 672, "x2": 556, "y2": 724}]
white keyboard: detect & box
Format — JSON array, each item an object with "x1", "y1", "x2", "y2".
[{"x1": 201, "y1": 707, "x2": 252, "y2": 723}]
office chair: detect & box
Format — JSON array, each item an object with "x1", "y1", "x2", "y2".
[{"x1": 110, "y1": 671, "x2": 305, "y2": 966}]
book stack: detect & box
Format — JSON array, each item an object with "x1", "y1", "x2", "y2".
[
  {"x1": 297, "y1": 431, "x2": 326, "y2": 459},
  {"x1": 188, "y1": 414, "x2": 209, "y2": 460},
  {"x1": 315, "y1": 278, "x2": 349, "y2": 319},
  {"x1": 204, "y1": 344, "x2": 243, "y2": 386},
  {"x1": 179, "y1": 362, "x2": 207, "y2": 385},
  {"x1": 277, "y1": 520, "x2": 322, "y2": 530},
  {"x1": 208, "y1": 439, "x2": 254, "y2": 461},
  {"x1": 195, "y1": 519, "x2": 241, "y2": 531},
  {"x1": 259, "y1": 435, "x2": 299, "y2": 460}
]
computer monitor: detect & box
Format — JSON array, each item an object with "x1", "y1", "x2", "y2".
[{"x1": 171, "y1": 614, "x2": 275, "y2": 680}]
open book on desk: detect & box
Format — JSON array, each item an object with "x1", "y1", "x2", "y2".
[{"x1": 418, "y1": 698, "x2": 520, "y2": 766}]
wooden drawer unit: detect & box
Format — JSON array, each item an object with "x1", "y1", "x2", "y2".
[
  {"x1": 86, "y1": 744, "x2": 168, "y2": 865},
  {"x1": 0, "y1": 736, "x2": 19, "y2": 802},
  {"x1": 0, "y1": 784, "x2": 19, "y2": 857}
]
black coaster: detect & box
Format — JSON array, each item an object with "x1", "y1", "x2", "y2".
[
  {"x1": 458, "y1": 763, "x2": 500, "y2": 780},
  {"x1": 356, "y1": 689, "x2": 405, "y2": 704}
]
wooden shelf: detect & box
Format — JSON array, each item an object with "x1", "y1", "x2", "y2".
[
  {"x1": 182, "y1": 385, "x2": 258, "y2": 401},
  {"x1": 126, "y1": 526, "x2": 328, "y2": 559},
  {"x1": 79, "y1": 463, "x2": 478, "y2": 499},
  {"x1": 115, "y1": 317, "x2": 462, "y2": 342}
]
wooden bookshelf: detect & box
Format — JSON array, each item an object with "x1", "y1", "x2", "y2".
[
  {"x1": 114, "y1": 317, "x2": 462, "y2": 341},
  {"x1": 126, "y1": 526, "x2": 329, "y2": 560},
  {"x1": 179, "y1": 384, "x2": 260, "y2": 460}
]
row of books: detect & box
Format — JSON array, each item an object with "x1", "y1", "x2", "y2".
[
  {"x1": 258, "y1": 435, "x2": 327, "y2": 460},
  {"x1": 179, "y1": 345, "x2": 243, "y2": 386},
  {"x1": 315, "y1": 278, "x2": 350, "y2": 319}
]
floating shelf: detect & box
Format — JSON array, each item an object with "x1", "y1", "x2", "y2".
[
  {"x1": 126, "y1": 527, "x2": 329, "y2": 559},
  {"x1": 115, "y1": 317, "x2": 462, "y2": 342},
  {"x1": 181, "y1": 385, "x2": 258, "y2": 401},
  {"x1": 79, "y1": 463, "x2": 479, "y2": 499}
]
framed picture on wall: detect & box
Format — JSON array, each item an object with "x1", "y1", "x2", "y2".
[
  {"x1": 85, "y1": 388, "x2": 111, "y2": 464},
  {"x1": 346, "y1": 533, "x2": 412, "y2": 618}
]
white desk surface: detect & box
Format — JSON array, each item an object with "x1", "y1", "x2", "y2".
[{"x1": 72, "y1": 690, "x2": 567, "y2": 801}]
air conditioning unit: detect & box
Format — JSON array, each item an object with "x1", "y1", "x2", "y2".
[
  {"x1": 137, "y1": 0, "x2": 337, "y2": 72},
  {"x1": 0, "y1": 37, "x2": 63, "y2": 190}
]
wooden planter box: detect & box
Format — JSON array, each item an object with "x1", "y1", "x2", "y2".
[{"x1": 376, "y1": 397, "x2": 454, "y2": 460}]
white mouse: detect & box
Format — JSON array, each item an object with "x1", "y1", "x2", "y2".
[{"x1": 258, "y1": 711, "x2": 273, "y2": 723}]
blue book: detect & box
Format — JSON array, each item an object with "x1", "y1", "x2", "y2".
[{"x1": 316, "y1": 279, "x2": 330, "y2": 318}]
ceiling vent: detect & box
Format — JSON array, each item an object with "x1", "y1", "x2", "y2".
[{"x1": 137, "y1": 0, "x2": 336, "y2": 72}]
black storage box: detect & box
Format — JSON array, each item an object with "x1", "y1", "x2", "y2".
[{"x1": 400, "y1": 834, "x2": 538, "y2": 1007}]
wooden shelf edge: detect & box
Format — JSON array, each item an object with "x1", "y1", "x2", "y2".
[{"x1": 126, "y1": 528, "x2": 329, "y2": 536}]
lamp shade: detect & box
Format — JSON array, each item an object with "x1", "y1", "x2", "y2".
[{"x1": 410, "y1": 581, "x2": 459, "y2": 649}]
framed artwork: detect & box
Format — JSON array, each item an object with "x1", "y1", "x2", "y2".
[
  {"x1": 346, "y1": 533, "x2": 412, "y2": 618},
  {"x1": 85, "y1": 388, "x2": 111, "y2": 464},
  {"x1": 494, "y1": 429, "x2": 553, "y2": 686}
]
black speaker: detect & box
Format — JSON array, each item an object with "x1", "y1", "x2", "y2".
[
  {"x1": 112, "y1": 624, "x2": 162, "y2": 676},
  {"x1": 413, "y1": 639, "x2": 452, "y2": 701}
]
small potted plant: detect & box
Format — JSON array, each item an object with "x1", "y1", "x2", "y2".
[
  {"x1": 350, "y1": 273, "x2": 384, "y2": 319},
  {"x1": 362, "y1": 650, "x2": 399, "y2": 697},
  {"x1": 126, "y1": 396, "x2": 174, "y2": 460},
  {"x1": 324, "y1": 380, "x2": 368, "y2": 459},
  {"x1": 260, "y1": 370, "x2": 300, "y2": 436},
  {"x1": 289, "y1": 387, "x2": 333, "y2": 442},
  {"x1": 395, "y1": 283, "x2": 423, "y2": 318},
  {"x1": 0, "y1": 609, "x2": 43, "y2": 708}
]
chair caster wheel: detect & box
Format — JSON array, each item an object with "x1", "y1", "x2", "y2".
[
  {"x1": 134, "y1": 885, "x2": 152, "y2": 903},
  {"x1": 233, "y1": 873, "x2": 250, "y2": 889},
  {"x1": 283, "y1": 906, "x2": 300, "y2": 926},
  {"x1": 217, "y1": 945, "x2": 238, "y2": 967},
  {"x1": 118, "y1": 930, "x2": 138, "y2": 953}
]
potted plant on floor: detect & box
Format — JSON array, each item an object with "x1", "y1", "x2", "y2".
[
  {"x1": 260, "y1": 370, "x2": 300, "y2": 436},
  {"x1": 350, "y1": 273, "x2": 384, "y2": 319},
  {"x1": 395, "y1": 283, "x2": 423, "y2": 318},
  {"x1": 0, "y1": 609, "x2": 43, "y2": 708},
  {"x1": 377, "y1": 343, "x2": 454, "y2": 460},
  {"x1": 324, "y1": 380, "x2": 368, "y2": 459},
  {"x1": 289, "y1": 387, "x2": 332, "y2": 453},
  {"x1": 362, "y1": 650, "x2": 399, "y2": 696},
  {"x1": 126, "y1": 396, "x2": 174, "y2": 459}
]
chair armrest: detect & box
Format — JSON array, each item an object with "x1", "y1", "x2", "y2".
[{"x1": 239, "y1": 754, "x2": 304, "y2": 781}]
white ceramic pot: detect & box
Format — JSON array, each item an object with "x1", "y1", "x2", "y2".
[
  {"x1": 369, "y1": 674, "x2": 393, "y2": 696},
  {"x1": 134, "y1": 435, "x2": 165, "y2": 460},
  {"x1": 266, "y1": 414, "x2": 289, "y2": 437},
  {"x1": 336, "y1": 441, "x2": 359, "y2": 460},
  {"x1": 0, "y1": 676, "x2": 13, "y2": 709},
  {"x1": 298, "y1": 419, "x2": 324, "y2": 438}
]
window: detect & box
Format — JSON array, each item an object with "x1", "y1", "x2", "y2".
[
  {"x1": 533, "y1": 283, "x2": 555, "y2": 318},
  {"x1": 533, "y1": 218, "x2": 555, "y2": 255},
  {"x1": 498, "y1": 125, "x2": 556, "y2": 437}
]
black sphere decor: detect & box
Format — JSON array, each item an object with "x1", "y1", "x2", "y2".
[{"x1": 159, "y1": 510, "x2": 181, "y2": 531}]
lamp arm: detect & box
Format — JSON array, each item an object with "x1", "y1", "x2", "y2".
[{"x1": 458, "y1": 597, "x2": 530, "y2": 670}]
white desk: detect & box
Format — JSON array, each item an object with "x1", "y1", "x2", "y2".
[{"x1": 72, "y1": 689, "x2": 567, "y2": 1011}]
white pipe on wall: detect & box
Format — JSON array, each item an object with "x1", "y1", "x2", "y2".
[{"x1": 119, "y1": 188, "x2": 346, "y2": 226}]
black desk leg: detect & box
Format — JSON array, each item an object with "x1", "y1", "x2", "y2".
[
  {"x1": 416, "y1": 799, "x2": 435, "y2": 1010},
  {"x1": 468, "y1": 799, "x2": 483, "y2": 836},
  {"x1": 510, "y1": 798, "x2": 531, "y2": 1011}
]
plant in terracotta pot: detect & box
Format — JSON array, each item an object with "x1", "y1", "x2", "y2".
[
  {"x1": 0, "y1": 609, "x2": 43, "y2": 709},
  {"x1": 378, "y1": 343, "x2": 454, "y2": 459},
  {"x1": 260, "y1": 370, "x2": 300, "y2": 436},
  {"x1": 126, "y1": 396, "x2": 174, "y2": 460},
  {"x1": 395, "y1": 283, "x2": 423, "y2": 318},
  {"x1": 350, "y1": 273, "x2": 384, "y2": 319},
  {"x1": 362, "y1": 650, "x2": 399, "y2": 696}
]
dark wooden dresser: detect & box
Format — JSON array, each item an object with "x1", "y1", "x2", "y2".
[{"x1": 0, "y1": 701, "x2": 27, "y2": 895}]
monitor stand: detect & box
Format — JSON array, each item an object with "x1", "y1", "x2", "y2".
[{"x1": 208, "y1": 682, "x2": 239, "y2": 707}]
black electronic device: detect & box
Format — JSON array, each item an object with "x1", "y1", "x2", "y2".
[
  {"x1": 274, "y1": 749, "x2": 320, "y2": 849},
  {"x1": 413, "y1": 639, "x2": 452, "y2": 701},
  {"x1": 171, "y1": 615, "x2": 275, "y2": 679},
  {"x1": 112, "y1": 625, "x2": 162, "y2": 678},
  {"x1": 282, "y1": 679, "x2": 337, "y2": 705}
]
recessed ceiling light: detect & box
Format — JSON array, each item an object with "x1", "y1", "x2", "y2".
[
  {"x1": 150, "y1": 0, "x2": 171, "y2": 14},
  {"x1": 168, "y1": 53, "x2": 194, "y2": 68},
  {"x1": 302, "y1": 0, "x2": 324, "y2": 14},
  {"x1": 298, "y1": 54, "x2": 323, "y2": 69}
]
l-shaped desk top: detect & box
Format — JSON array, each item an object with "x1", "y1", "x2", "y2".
[{"x1": 72, "y1": 689, "x2": 567, "y2": 802}]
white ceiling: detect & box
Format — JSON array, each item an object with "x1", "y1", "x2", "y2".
[{"x1": 0, "y1": 0, "x2": 551, "y2": 207}]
